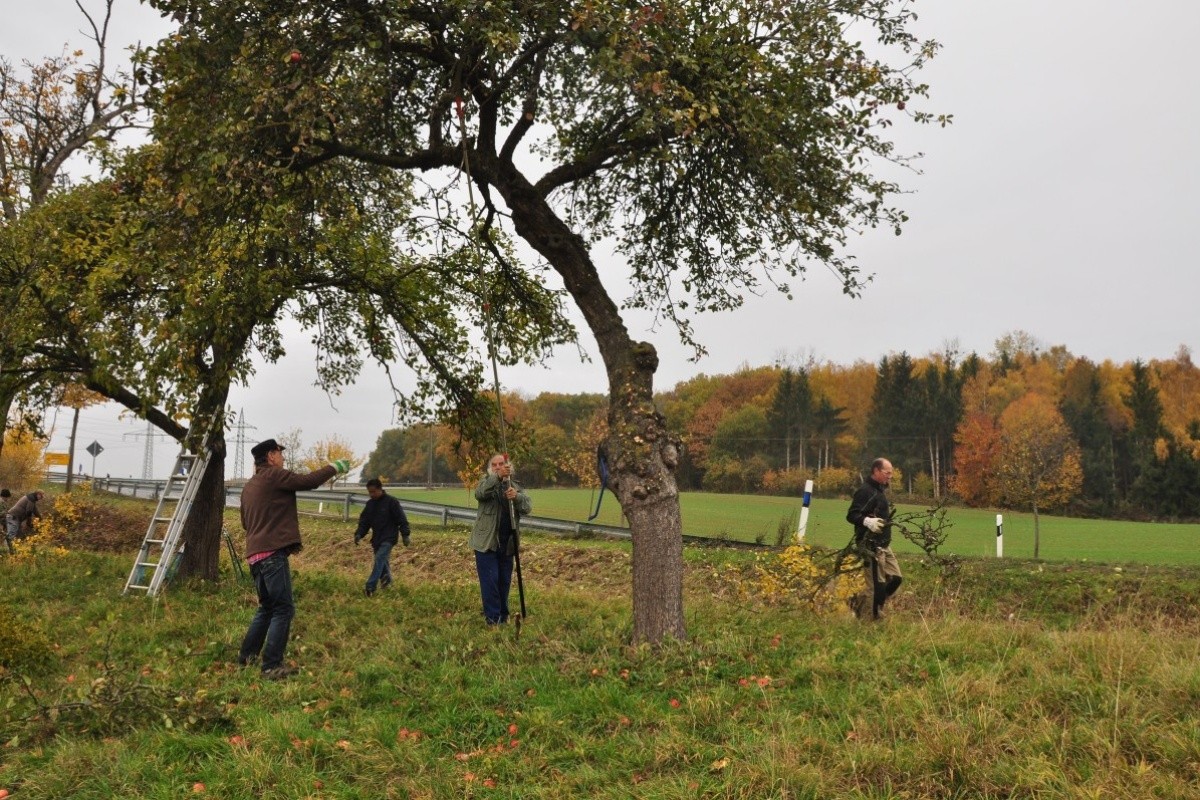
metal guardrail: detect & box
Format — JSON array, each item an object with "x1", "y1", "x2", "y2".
[
  {"x1": 87, "y1": 477, "x2": 653, "y2": 543},
  {"x1": 87, "y1": 476, "x2": 743, "y2": 547}
]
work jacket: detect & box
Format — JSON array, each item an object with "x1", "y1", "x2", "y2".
[
  {"x1": 241, "y1": 464, "x2": 337, "y2": 558},
  {"x1": 354, "y1": 491, "x2": 411, "y2": 548},
  {"x1": 470, "y1": 473, "x2": 531, "y2": 553}
]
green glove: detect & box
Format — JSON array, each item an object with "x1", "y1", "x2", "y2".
[{"x1": 329, "y1": 458, "x2": 350, "y2": 474}]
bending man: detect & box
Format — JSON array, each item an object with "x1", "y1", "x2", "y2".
[{"x1": 5, "y1": 489, "x2": 44, "y2": 548}]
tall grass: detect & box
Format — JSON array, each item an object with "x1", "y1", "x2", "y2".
[{"x1": 3, "y1": 496, "x2": 1200, "y2": 798}]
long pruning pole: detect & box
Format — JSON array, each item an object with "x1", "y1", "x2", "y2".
[
  {"x1": 458, "y1": 90, "x2": 527, "y2": 619},
  {"x1": 483, "y1": 310, "x2": 527, "y2": 620}
]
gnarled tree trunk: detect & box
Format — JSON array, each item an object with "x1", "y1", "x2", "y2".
[
  {"x1": 606, "y1": 343, "x2": 686, "y2": 643},
  {"x1": 493, "y1": 161, "x2": 686, "y2": 643},
  {"x1": 179, "y1": 438, "x2": 227, "y2": 580}
]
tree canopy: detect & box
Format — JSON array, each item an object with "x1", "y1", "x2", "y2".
[{"x1": 141, "y1": 0, "x2": 946, "y2": 642}]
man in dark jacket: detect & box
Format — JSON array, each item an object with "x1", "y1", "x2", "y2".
[
  {"x1": 237, "y1": 438, "x2": 348, "y2": 679},
  {"x1": 846, "y1": 457, "x2": 902, "y2": 620},
  {"x1": 354, "y1": 478, "x2": 411, "y2": 596},
  {"x1": 5, "y1": 490, "x2": 44, "y2": 547}
]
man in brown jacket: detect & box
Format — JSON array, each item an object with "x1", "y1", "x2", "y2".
[{"x1": 236, "y1": 438, "x2": 348, "y2": 679}]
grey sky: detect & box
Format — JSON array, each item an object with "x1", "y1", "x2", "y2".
[{"x1": 6, "y1": 0, "x2": 1198, "y2": 479}]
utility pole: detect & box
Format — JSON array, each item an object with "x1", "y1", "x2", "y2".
[
  {"x1": 232, "y1": 409, "x2": 257, "y2": 479},
  {"x1": 427, "y1": 423, "x2": 435, "y2": 488}
]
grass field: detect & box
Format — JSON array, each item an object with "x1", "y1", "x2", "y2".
[
  {"x1": 385, "y1": 486, "x2": 1200, "y2": 567},
  {"x1": 3, "y1": 491, "x2": 1200, "y2": 798}
]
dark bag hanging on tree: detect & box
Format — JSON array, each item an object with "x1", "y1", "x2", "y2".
[{"x1": 588, "y1": 444, "x2": 610, "y2": 522}]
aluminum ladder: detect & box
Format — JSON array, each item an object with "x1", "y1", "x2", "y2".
[{"x1": 123, "y1": 429, "x2": 214, "y2": 596}]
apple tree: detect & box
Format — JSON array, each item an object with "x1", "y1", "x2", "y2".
[
  {"x1": 144, "y1": 0, "x2": 946, "y2": 640},
  {"x1": 993, "y1": 392, "x2": 1083, "y2": 559}
]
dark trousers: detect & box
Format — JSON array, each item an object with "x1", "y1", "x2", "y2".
[
  {"x1": 474, "y1": 547, "x2": 514, "y2": 624},
  {"x1": 239, "y1": 551, "x2": 295, "y2": 671},
  {"x1": 366, "y1": 541, "x2": 394, "y2": 591}
]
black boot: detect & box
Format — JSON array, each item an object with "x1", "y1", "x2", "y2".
[{"x1": 872, "y1": 582, "x2": 888, "y2": 620}]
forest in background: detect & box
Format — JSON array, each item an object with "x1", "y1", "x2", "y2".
[{"x1": 361, "y1": 332, "x2": 1200, "y2": 521}]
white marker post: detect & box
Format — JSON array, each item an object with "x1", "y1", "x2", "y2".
[
  {"x1": 795, "y1": 480, "x2": 814, "y2": 543},
  {"x1": 996, "y1": 513, "x2": 1003, "y2": 558}
]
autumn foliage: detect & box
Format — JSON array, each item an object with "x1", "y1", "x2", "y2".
[{"x1": 950, "y1": 412, "x2": 1000, "y2": 507}]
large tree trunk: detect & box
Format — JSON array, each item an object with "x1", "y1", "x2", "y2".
[
  {"x1": 606, "y1": 343, "x2": 686, "y2": 644},
  {"x1": 1033, "y1": 503, "x2": 1041, "y2": 560},
  {"x1": 0, "y1": 383, "x2": 18, "y2": 461},
  {"x1": 179, "y1": 437, "x2": 227, "y2": 580},
  {"x1": 493, "y1": 161, "x2": 687, "y2": 644}
]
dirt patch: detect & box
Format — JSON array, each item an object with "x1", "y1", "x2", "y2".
[{"x1": 52, "y1": 496, "x2": 150, "y2": 553}]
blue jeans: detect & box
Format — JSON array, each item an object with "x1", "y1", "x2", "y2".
[
  {"x1": 366, "y1": 541, "x2": 394, "y2": 592},
  {"x1": 474, "y1": 548, "x2": 514, "y2": 624},
  {"x1": 238, "y1": 551, "x2": 295, "y2": 671}
]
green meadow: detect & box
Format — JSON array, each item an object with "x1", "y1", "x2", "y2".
[
  {"x1": 4, "y1": 489, "x2": 1200, "y2": 799},
  {"x1": 385, "y1": 486, "x2": 1200, "y2": 566}
]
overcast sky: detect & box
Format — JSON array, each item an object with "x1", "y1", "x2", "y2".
[{"x1": 6, "y1": 0, "x2": 1198, "y2": 479}]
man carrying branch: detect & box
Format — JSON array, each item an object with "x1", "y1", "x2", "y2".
[{"x1": 847, "y1": 458, "x2": 903, "y2": 620}]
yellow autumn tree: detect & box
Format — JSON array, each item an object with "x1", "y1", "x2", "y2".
[
  {"x1": 299, "y1": 435, "x2": 361, "y2": 486},
  {"x1": 555, "y1": 409, "x2": 609, "y2": 489},
  {"x1": 1155, "y1": 345, "x2": 1200, "y2": 459},
  {"x1": 0, "y1": 429, "x2": 47, "y2": 492},
  {"x1": 993, "y1": 393, "x2": 1083, "y2": 559}
]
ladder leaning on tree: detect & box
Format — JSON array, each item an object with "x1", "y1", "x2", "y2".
[{"x1": 123, "y1": 421, "x2": 219, "y2": 597}]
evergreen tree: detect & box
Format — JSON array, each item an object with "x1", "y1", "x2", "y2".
[
  {"x1": 1131, "y1": 439, "x2": 1200, "y2": 519},
  {"x1": 1121, "y1": 360, "x2": 1165, "y2": 497},
  {"x1": 766, "y1": 368, "x2": 813, "y2": 471},
  {"x1": 1060, "y1": 358, "x2": 1117, "y2": 511},
  {"x1": 810, "y1": 396, "x2": 849, "y2": 471},
  {"x1": 866, "y1": 353, "x2": 924, "y2": 488},
  {"x1": 917, "y1": 357, "x2": 964, "y2": 498}
]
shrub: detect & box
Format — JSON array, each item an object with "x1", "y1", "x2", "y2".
[
  {"x1": 752, "y1": 544, "x2": 862, "y2": 613},
  {"x1": 909, "y1": 471, "x2": 936, "y2": 499},
  {"x1": 761, "y1": 468, "x2": 813, "y2": 496},
  {"x1": 0, "y1": 430, "x2": 47, "y2": 492},
  {"x1": 813, "y1": 466, "x2": 855, "y2": 496},
  {"x1": 701, "y1": 456, "x2": 770, "y2": 493},
  {"x1": 0, "y1": 615, "x2": 55, "y2": 682}
]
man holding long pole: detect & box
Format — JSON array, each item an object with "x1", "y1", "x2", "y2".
[{"x1": 470, "y1": 453, "x2": 531, "y2": 625}]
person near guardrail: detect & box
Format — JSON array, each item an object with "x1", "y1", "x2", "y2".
[
  {"x1": 470, "y1": 454, "x2": 531, "y2": 625},
  {"x1": 5, "y1": 489, "x2": 44, "y2": 548},
  {"x1": 237, "y1": 438, "x2": 349, "y2": 680},
  {"x1": 846, "y1": 457, "x2": 902, "y2": 621},
  {"x1": 354, "y1": 478, "x2": 411, "y2": 596}
]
